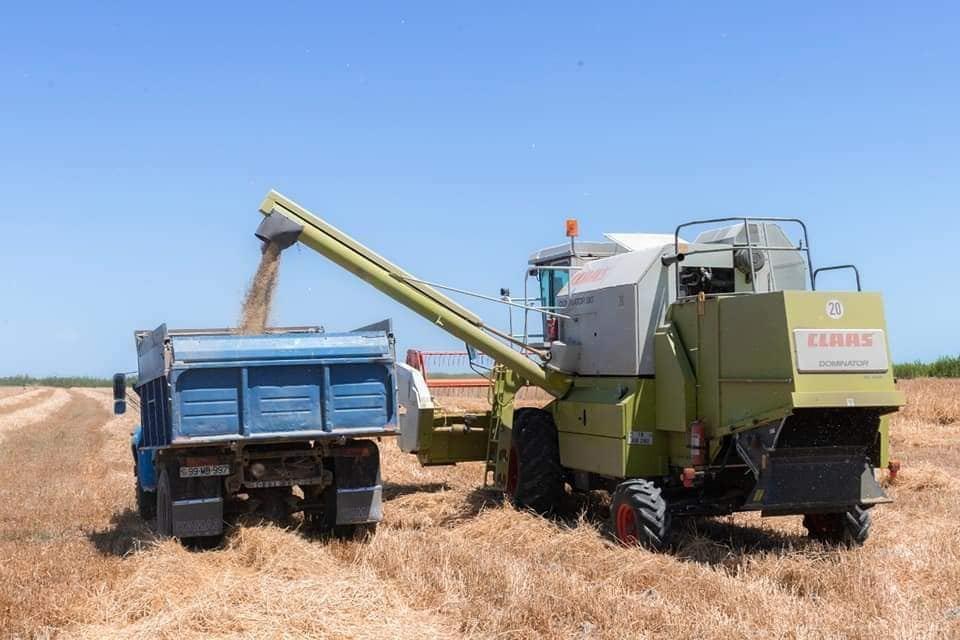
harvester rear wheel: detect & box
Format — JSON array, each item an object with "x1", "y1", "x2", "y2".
[
  {"x1": 610, "y1": 479, "x2": 670, "y2": 551},
  {"x1": 803, "y1": 506, "x2": 871, "y2": 547},
  {"x1": 507, "y1": 408, "x2": 563, "y2": 514}
]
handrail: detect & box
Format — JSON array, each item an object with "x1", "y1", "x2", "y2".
[
  {"x1": 669, "y1": 217, "x2": 815, "y2": 298},
  {"x1": 813, "y1": 264, "x2": 862, "y2": 291}
]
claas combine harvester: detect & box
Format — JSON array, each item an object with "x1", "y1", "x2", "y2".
[{"x1": 254, "y1": 190, "x2": 904, "y2": 549}]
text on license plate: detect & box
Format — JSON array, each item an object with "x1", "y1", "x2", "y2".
[{"x1": 180, "y1": 464, "x2": 230, "y2": 478}]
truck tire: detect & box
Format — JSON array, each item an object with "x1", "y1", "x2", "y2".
[
  {"x1": 610, "y1": 479, "x2": 671, "y2": 551},
  {"x1": 136, "y1": 480, "x2": 157, "y2": 522},
  {"x1": 803, "y1": 506, "x2": 871, "y2": 547},
  {"x1": 507, "y1": 408, "x2": 564, "y2": 514},
  {"x1": 333, "y1": 523, "x2": 377, "y2": 540},
  {"x1": 155, "y1": 466, "x2": 174, "y2": 537}
]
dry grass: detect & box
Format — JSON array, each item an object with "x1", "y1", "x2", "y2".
[
  {"x1": 894, "y1": 378, "x2": 960, "y2": 426},
  {"x1": 0, "y1": 388, "x2": 71, "y2": 440},
  {"x1": 0, "y1": 382, "x2": 958, "y2": 639},
  {"x1": 0, "y1": 389, "x2": 54, "y2": 417},
  {"x1": 0, "y1": 388, "x2": 48, "y2": 408}
]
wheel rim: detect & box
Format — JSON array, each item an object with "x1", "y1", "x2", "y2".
[
  {"x1": 615, "y1": 503, "x2": 638, "y2": 545},
  {"x1": 505, "y1": 444, "x2": 519, "y2": 496}
]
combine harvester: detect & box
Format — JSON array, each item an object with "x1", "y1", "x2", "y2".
[{"x1": 255, "y1": 190, "x2": 904, "y2": 549}]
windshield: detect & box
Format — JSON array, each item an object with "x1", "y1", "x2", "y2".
[{"x1": 539, "y1": 267, "x2": 570, "y2": 309}]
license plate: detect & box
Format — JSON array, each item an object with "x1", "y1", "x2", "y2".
[{"x1": 180, "y1": 464, "x2": 230, "y2": 478}]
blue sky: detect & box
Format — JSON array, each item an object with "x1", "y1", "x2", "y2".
[{"x1": 1, "y1": 2, "x2": 957, "y2": 376}]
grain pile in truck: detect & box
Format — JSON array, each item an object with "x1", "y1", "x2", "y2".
[{"x1": 254, "y1": 191, "x2": 903, "y2": 549}]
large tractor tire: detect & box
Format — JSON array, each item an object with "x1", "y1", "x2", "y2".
[
  {"x1": 155, "y1": 466, "x2": 174, "y2": 537},
  {"x1": 506, "y1": 408, "x2": 564, "y2": 514},
  {"x1": 803, "y1": 506, "x2": 871, "y2": 547},
  {"x1": 610, "y1": 479, "x2": 671, "y2": 551}
]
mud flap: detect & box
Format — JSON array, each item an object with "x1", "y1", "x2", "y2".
[
  {"x1": 746, "y1": 446, "x2": 891, "y2": 516},
  {"x1": 172, "y1": 497, "x2": 224, "y2": 537},
  {"x1": 332, "y1": 441, "x2": 383, "y2": 525}
]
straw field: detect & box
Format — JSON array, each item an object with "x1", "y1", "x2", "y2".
[{"x1": 0, "y1": 380, "x2": 957, "y2": 639}]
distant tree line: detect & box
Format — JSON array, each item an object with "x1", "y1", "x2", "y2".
[
  {"x1": 893, "y1": 355, "x2": 960, "y2": 379},
  {"x1": 0, "y1": 358, "x2": 957, "y2": 388},
  {"x1": 0, "y1": 375, "x2": 121, "y2": 388}
]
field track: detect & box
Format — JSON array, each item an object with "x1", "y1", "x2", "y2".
[{"x1": 0, "y1": 381, "x2": 958, "y2": 639}]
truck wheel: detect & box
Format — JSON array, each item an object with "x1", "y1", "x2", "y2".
[
  {"x1": 803, "y1": 506, "x2": 871, "y2": 547},
  {"x1": 155, "y1": 466, "x2": 174, "y2": 537},
  {"x1": 136, "y1": 480, "x2": 157, "y2": 521},
  {"x1": 333, "y1": 523, "x2": 377, "y2": 540},
  {"x1": 610, "y1": 479, "x2": 671, "y2": 551},
  {"x1": 507, "y1": 408, "x2": 564, "y2": 514}
]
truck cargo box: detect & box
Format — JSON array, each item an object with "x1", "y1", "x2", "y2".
[{"x1": 135, "y1": 325, "x2": 397, "y2": 448}]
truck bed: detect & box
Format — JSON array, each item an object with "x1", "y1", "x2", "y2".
[{"x1": 136, "y1": 327, "x2": 397, "y2": 448}]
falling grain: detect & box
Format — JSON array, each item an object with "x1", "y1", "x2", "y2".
[{"x1": 238, "y1": 242, "x2": 282, "y2": 335}]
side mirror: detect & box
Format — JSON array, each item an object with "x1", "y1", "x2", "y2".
[{"x1": 112, "y1": 373, "x2": 127, "y2": 415}]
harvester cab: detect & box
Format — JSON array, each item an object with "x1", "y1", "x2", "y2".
[{"x1": 254, "y1": 192, "x2": 904, "y2": 550}]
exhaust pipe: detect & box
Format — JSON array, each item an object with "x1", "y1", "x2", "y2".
[{"x1": 255, "y1": 210, "x2": 304, "y2": 251}]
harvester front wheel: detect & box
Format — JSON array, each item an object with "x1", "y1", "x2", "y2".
[
  {"x1": 803, "y1": 506, "x2": 871, "y2": 547},
  {"x1": 610, "y1": 479, "x2": 670, "y2": 551},
  {"x1": 507, "y1": 408, "x2": 563, "y2": 514}
]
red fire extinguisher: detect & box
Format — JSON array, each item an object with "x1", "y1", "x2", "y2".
[
  {"x1": 689, "y1": 421, "x2": 706, "y2": 466},
  {"x1": 546, "y1": 316, "x2": 559, "y2": 342}
]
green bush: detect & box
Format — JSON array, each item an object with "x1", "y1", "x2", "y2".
[{"x1": 894, "y1": 355, "x2": 960, "y2": 379}]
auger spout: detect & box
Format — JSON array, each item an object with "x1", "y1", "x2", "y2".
[{"x1": 256, "y1": 190, "x2": 571, "y2": 398}]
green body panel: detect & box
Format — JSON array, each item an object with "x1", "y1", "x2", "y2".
[
  {"x1": 653, "y1": 324, "x2": 696, "y2": 433},
  {"x1": 878, "y1": 415, "x2": 890, "y2": 467},
  {"x1": 487, "y1": 366, "x2": 523, "y2": 489},
  {"x1": 784, "y1": 291, "x2": 902, "y2": 408},
  {"x1": 415, "y1": 412, "x2": 490, "y2": 467},
  {"x1": 656, "y1": 290, "x2": 903, "y2": 470},
  {"x1": 551, "y1": 377, "x2": 665, "y2": 477}
]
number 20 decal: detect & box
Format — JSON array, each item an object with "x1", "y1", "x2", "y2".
[{"x1": 826, "y1": 299, "x2": 844, "y2": 320}]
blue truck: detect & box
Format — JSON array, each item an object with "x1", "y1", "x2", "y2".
[{"x1": 113, "y1": 322, "x2": 398, "y2": 544}]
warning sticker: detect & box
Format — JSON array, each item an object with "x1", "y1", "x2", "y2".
[{"x1": 628, "y1": 431, "x2": 654, "y2": 446}]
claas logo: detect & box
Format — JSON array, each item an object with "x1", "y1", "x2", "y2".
[
  {"x1": 806, "y1": 332, "x2": 875, "y2": 348},
  {"x1": 571, "y1": 267, "x2": 610, "y2": 285}
]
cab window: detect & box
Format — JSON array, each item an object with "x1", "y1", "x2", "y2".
[{"x1": 538, "y1": 267, "x2": 570, "y2": 309}]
